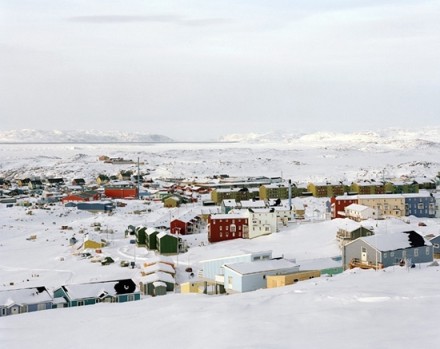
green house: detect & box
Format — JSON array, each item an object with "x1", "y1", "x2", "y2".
[
  {"x1": 135, "y1": 226, "x2": 147, "y2": 246},
  {"x1": 157, "y1": 232, "x2": 181, "y2": 255},
  {"x1": 139, "y1": 272, "x2": 175, "y2": 296},
  {"x1": 385, "y1": 181, "x2": 419, "y2": 194},
  {"x1": 146, "y1": 228, "x2": 160, "y2": 250},
  {"x1": 53, "y1": 279, "x2": 141, "y2": 307}
]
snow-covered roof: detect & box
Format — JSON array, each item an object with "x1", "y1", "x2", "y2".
[
  {"x1": 358, "y1": 194, "x2": 404, "y2": 200},
  {"x1": 360, "y1": 231, "x2": 431, "y2": 252},
  {"x1": 0, "y1": 287, "x2": 52, "y2": 306},
  {"x1": 144, "y1": 255, "x2": 175, "y2": 266},
  {"x1": 297, "y1": 256, "x2": 342, "y2": 271},
  {"x1": 140, "y1": 271, "x2": 175, "y2": 284},
  {"x1": 240, "y1": 200, "x2": 267, "y2": 208},
  {"x1": 143, "y1": 262, "x2": 175, "y2": 275},
  {"x1": 174, "y1": 212, "x2": 199, "y2": 223},
  {"x1": 225, "y1": 259, "x2": 298, "y2": 275},
  {"x1": 210, "y1": 213, "x2": 248, "y2": 220},
  {"x1": 345, "y1": 204, "x2": 371, "y2": 212},
  {"x1": 62, "y1": 280, "x2": 137, "y2": 299},
  {"x1": 402, "y1": 192, "x2": 433, "y2": 198},
  {"x1": 221, "y1": 199, "x2": 237, "y2": 206}
]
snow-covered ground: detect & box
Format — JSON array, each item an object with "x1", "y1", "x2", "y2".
[{"x1": 1, "y1": 136, "x2": 440, "y2": 348}]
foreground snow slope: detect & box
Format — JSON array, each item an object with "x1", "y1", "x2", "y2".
[{"x1": 1, "y1": 265, "x2": 439, "y2": 349}]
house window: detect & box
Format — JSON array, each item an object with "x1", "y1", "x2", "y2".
[
  {"x1": 77, "y1": 301, "x2": 84, "y2": 306},
  {"x1": 390, "y1": 252, "x2": 394, "y2": 257},
  {"x1": 383, "y1": 253, "x2": 387, "y2": 258},
  {"x1": 414, "y1": 248, "x2": 419, "y2": 257},
  {"x1": 426, "y1": 247, "x2": 430, "y2": 255},
  {"x1": 220, "y1": 232, "x2": 222, "y2": 238}
]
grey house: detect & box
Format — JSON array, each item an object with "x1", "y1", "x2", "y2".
[
  {"x1": 429, "y1": 234, "x2": 440, "y2": 258},
  {"x1": 343, "y1": 231, "x2": 433, "y2": 270},
  {"x1": 0, "y1": 286, "x2": 53, "y2": 317}
]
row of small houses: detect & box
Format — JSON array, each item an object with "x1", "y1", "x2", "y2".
[
  {"x1": 1, "y1": 255, "x2": 180, "y2": 317},
  {"x1": 2, "y1": 173, "x2": 438, "y2": 202},
  {"x1": 210, "y1": 177, "x2": 439, "y2": 204},
  {"x1": 134, "y1": 227, "x2": 187, "y2": 254},
  {"x1": 182, "y1": 250, "x2": 342, "y2": 294},
  {"x1": 0, "y1": 279, "x2": 141, "y2": 317},
  {"x1": 331, "y1": 192, "x2": 438, "y2": 220}
]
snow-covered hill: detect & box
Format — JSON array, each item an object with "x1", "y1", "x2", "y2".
[
  {"x1": 220, "y1": 127, "x2": 440, "y2": 151},
  {"x1": 0, "y1": 129, "x2": 174, "y2": 143}
]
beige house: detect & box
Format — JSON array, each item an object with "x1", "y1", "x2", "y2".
[
  {"x1": 267, "y1": 270, "x2": 321, "y2": 288},
  {"x1": 358, "y1": 194, "x2": 405, "y2": 219}
]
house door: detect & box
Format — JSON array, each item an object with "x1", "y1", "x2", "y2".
[
  {"x1": 228, "y1": 276, "x2": 233, "y2": 290},
  {"x1": 11, "y1": 306, "x2": 20, "y2": 315},
  {"x1": 361, "y1": 247, "x2": 368, "y2": 263}
]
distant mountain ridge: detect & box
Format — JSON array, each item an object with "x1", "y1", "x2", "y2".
[
  {"x1": 219, "y1": 127, "x2": 440, "y2": 150},
  {"x1": 0, "y1": 129, "x2": 174, "y2": 143}
]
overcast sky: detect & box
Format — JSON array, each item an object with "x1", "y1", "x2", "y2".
[{"x1": 1, "y1": 0, "x2": 439, "y2": 140}]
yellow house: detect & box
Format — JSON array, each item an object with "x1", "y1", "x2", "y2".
[
  {"x1": 163, "y1": 196, "x2": 181, "y2": 208},
  {"x1": 211, "y1": 188, "x2": 259, "y2": 205},
  {"x1": 357, "y1": 194, "x2": 405, "y2": 218},
  {"x1": 83, "y1": 233, "x2": 105, "y2": 249},
  {"x1": 266, "y1": 270, "x2": 321, "y2": 288},
  {"x1": 307, "y1": 182, "x2": 344, "y2": 198},
  {"x1": 259, "y1": 184, "x2": 289, "y2": 200},
  {"x1": 180, "y1": 280, "x2": 221, "y2": 294}
]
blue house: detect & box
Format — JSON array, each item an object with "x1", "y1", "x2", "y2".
[
  {"x1": 403, "y1": 193, "x2": 436, "y2": 218},
  {"x1": 75, "y1": 201, "x2": 115, "y2": 213},
  {"x1": 429, "y1": 234, "x2": 440, "y2": 258},
  {"x1": 343, "y1": 231, "x2": 433, "y2": 270},
  {"x1": 53, "y1": 279, "x2": 140, "y2": 307},
  {"x1": 0, "y1": 287, "x2": 53, "y2": 317}
]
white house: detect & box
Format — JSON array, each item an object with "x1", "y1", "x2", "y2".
[
  {"x1": 246, "y1": 208, "x2": 278, "y2": 238},
  {"x1": 344, "y1": 203, "x2": 374, "y2": 221},
  {"x1": 223, "y1": 259, "x2": 299, "y2": 293}
]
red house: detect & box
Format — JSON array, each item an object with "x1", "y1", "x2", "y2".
[
  {"x1": 170, "y1": 213, "x2": 202, "y2": 235},
  {"x1": 62, "y1": 191, "x2": 100, "y2": 203},
  {"x1": 104, "y1": 184, "x2": 138, "y2": 199},
  {"x1": 331, "y1": 195, "x2": 359, "y2": 219},
  {"x1": 208, "y1": 213, "x2": 248, "y2": 243}
]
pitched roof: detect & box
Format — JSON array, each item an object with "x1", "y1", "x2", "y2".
[
  {"x1": 225, "y1": 259, "x2": 298, "y2": 275},
  {"x1": 0, "y1": 287, "x2": 52, "y2": 306},
  {"x1": 360, "y1": 231, "x2": 431, "y2": 251}
]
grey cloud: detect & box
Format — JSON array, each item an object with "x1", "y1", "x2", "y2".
[{"x1": 67, "y1": 15, "x2": 231, "y2": 26}]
